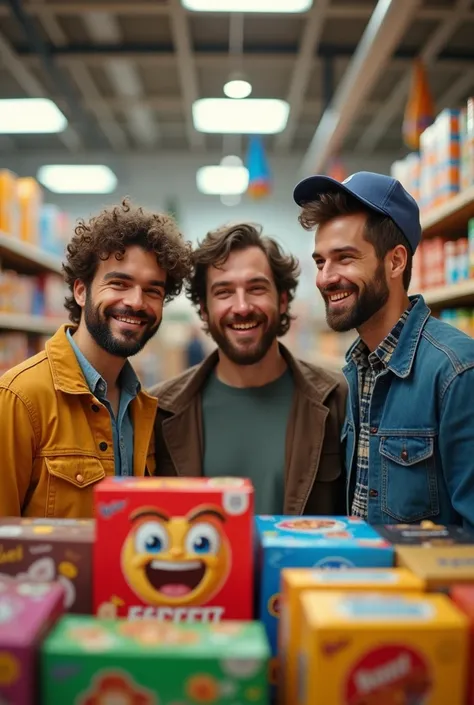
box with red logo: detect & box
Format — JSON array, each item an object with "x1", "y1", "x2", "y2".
[
  {"x1": 297, "y1": 590, "x2": 469, "y2": 705},
  {"x1": 93, "y1": 476, "x2": 254, "y2": 623},
  {"x1": 450, "y1": 585, "x2": 474, "y2": 705}
]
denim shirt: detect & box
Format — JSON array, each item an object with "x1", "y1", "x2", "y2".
[
  {"x1": 67, "y1": 329, "x2": 139, "y2": 476},
  {"x1": 342, "y1": 295, "x2": 474, "y2": 530}
]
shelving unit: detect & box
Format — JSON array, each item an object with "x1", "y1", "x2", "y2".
[{"x1": 0, "y1": 313, "x2": 64, "y2": 336}]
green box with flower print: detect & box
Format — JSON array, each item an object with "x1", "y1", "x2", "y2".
[{"x1": 41, "y1": 615, "x2": 270, "y2": 704}]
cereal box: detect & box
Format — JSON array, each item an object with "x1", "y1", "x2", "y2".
[
  {"x1": 451, "y1": 585, "x2": 474, "y2": 705},
  {"x1": 0, "y1": 574, "x2": 64, "y2": 704},
  {"x1": 396, "y1": 545, "x2": 474, "y2": 591},
  {"x1": 41, "y1": 616, "x2": 270, "y2": 704},
  {"x1": 279, "y1": 567, "x2": 426, "y2": 705},
  {"x1": 298, "y1": 590, "x2": 468, "y2": 705},
  {"x1": 255, "y1": 516, "x2": 393, "y2": 660},
  {"x1": 93, "y1": 476, "x2": 254, "y2": 622},
  {"x1": 0, "y1": 518, "x2": 94, "y2": 614},
  {"x1": 375, "y1": 521, "x2": 474, "y2": 547}
]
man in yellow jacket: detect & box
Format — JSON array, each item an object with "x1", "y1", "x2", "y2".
[{"x1": 0, "y1": 199, "x2": 191, "y2": 519}]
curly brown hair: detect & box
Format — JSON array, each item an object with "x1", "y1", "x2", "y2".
[
  {"x1": 63, "y1": 198, "x2": 193, "y2": 323},
  {"x1": 187, "y1": 222, "x2": 300, "y2": 337}
]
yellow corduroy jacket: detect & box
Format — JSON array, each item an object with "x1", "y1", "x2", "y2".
[{"x1": 0, "y1": 324, "x2": 157, "y2": 519}]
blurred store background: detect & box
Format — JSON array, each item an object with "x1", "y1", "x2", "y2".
[{"x1": 1, "y1": 0, "x2": 474, "y2": 385}]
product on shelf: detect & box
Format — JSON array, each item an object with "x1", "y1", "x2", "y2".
[
  {"x1": 374, "y1": 521, "x2": 474, "y2": 546},
  {"x1": 0, "y1": 518, "x2": 94, "y2": 614},
  {"x1": 0, "y1": 573, "x2": 64, "y2": 705},
  {"x1": 0, "y1": 268, "x2": 67, "y2": 319},
  {"x1": 41, "y1": 616, "x2": 270, "y2": 704},
  {"x1": 93, "y1": 476, "x2": 254, "y2": 622},
  {"x1": 0, "y1": 333, "x2": 30, "y2": 375},
  {"x1": 17, "y1": 177, "x2": 43, "y2": 245},
  {"x1": 450, "y1": 585, "x2": 474, "y2": 705},
  {"x1": 254, "y1": 515, "x2": 394, "y2": 688},
  {"x1": 396, "y1": 545, "x2": 474, "y2": 591},
  {"x1": 0, "y1": 169, "x2": 20, "y2": 236},
  {"x1": 439, "y1": 308, "x2": 474, "y2": 337},
  {"x1": 279, "y1": 567, "x2": 426, "y2": 705},
  {"x1": 460, "y1": 97, "x2": 474, "y2": 191},
  {"x1": 297, "y1": 590, "x2": 468, "y2": 705}
]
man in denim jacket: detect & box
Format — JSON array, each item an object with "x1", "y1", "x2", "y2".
[{"x1": 294, "y1": 170, "x2": 474, "y2": 529}]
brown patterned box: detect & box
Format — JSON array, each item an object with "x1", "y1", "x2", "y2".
[{"x1": 0, "y1": 518, "x2": 94, "y2": 614}]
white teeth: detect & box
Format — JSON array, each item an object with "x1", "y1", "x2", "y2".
[
  {"x1": 115, "y1": 316, "x2": 142, "y2": 325},
  {"x1": 230, "y1": 322, "x2": 259, "y2": 330},
  {"x1": 150, "y1": 560, "x2": 201, "y2": 571},
  {"x1": 329, "y1": 292, "x2": 352, "y2": 302}
]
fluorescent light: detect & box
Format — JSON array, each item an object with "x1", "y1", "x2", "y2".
[
  {"x1": 224, "y1": 79, "x2": 252, "y2": 99},
  {"x1": 37, "y1": 165, "x2": 118, "y2": 194},
  {"x1": 196, "y1": 165, "x2": 249, "y2": 195},
  {"x1": 182, "y1": 0, "x2": 312, "y2": 12},
  {"x1": 193, "y1": 98, "x2": 289, "y2": 134},
  {"x1": 0, "y1": 98, "x2": 67, "y2": 134}
]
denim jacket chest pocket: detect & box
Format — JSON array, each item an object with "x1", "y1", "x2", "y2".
[{"x1": 379, "y1": 432, "x2": 439, "y2": 522}]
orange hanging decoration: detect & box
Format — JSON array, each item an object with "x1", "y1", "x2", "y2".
[{"x1": 402, "y1": 59, "x2": 435, "y2": 151}]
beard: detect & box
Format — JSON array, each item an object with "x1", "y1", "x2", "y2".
[
  {"x1": 323, "y1": 261, "x2": 390, "y2": 333},
  {"x1": 207, "y1": 310, "x2": 280, "y2": 366},
  {"x1": 84, "y1": 292, "x2": 161, "y2": 358}
]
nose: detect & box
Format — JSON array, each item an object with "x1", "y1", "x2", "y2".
[
  {"x1": 169, "y1": 546, "x2": 184, "y2": 558},
  {"x1": 122, "y1": 285, "x2": 144, "y2": 309},
  {"x1": 317, "y1": 262, "x2": 341, "y2": 291},
  {"x1": 231, "y1": 291, "x2": 252, "y2": 316}
]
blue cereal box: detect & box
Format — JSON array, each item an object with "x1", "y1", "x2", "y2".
[{"x1": 255, "y1": 515, "x2": 394, "y2": 660}]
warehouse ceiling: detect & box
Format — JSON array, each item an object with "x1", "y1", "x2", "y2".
[{"x1": 0, "y1": 0, "x2": 473, "y2": 171}]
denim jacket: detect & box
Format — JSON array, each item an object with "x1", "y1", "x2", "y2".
[{"x1": 342, "y1": 295, "x2": 474, "y2": 530}]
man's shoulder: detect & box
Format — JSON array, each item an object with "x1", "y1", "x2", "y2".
[
  {"x1": 422, "y1": 315, "x2": 474, "y2": 373},
  {"x1": 0, "y1": 350, "x2": 50, "y2": 398},
  {"x1": 148, "y1": 364, "x2": 203, "y2": 411}
]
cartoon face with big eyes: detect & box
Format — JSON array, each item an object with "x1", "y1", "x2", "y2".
[{"x1": 121, "y1": 505, "x2": 232, "y2": 606}]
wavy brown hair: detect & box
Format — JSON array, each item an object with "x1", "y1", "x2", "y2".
[
  {"x1": 63, "y1": 198, "x2": 193, "y2": 323},
  {"x1": 187, "y1": 222, "x2": 300, "y2": 337}
]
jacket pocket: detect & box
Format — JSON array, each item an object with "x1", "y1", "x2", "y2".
[
  {"x1": 44, "y1": 456, "x2": 106, "y2": 518},
  {"x1": 380, "y1": 433, "x2": 439, "y2": 522}
]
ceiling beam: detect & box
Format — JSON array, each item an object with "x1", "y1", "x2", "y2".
[
  {"x1": 168, "y1": 0, "x2": 205, "y2": 151},
  {"x1": 301, "y1": 0, "x2": 422, "y2": 175},
  {"x1": 275, "y1": 0, "x2": 330, "y2": 153},
  {"x1": 355, "y1": 0, "x2": 474, "y2": 153},
  {"x1": 436, "y1": 67, "x2": 474, "y2": 111}
]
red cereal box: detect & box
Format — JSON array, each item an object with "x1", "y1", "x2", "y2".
[{"x1": 93, "y1": 476, "x2": 254, "y2": 624}]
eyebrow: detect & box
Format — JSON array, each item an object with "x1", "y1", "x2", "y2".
[
  {"x1": 312, "y1": 246, "x2": 361, "y2": 260},
  {"x1": 130, "y1": 507, "x2": 169, "y2": 523},
  {"x1": 187, "y1": 506, "x2": 226, "y2": 523},
  {"x1": 103, "y1": 271, "x2": 166, "y2": 288},
  {"x1": 210, "y1": 276, "x2": 271, "y2": 292}
]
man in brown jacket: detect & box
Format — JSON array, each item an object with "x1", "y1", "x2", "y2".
[{"x1": 150, "y1": 223, "x2": 347, "y2": 516}]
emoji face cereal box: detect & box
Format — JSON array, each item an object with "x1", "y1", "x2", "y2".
[
  {"x1": 0, "y1": 574, "x2": 64, "y2": 705},
  {"x1": 279, "y1": 567, "x2": 426, "y2": 705},
  {"x1": 41, "y1": 616, "x2": 270, "y2": 704},
  {"x1": 0, "y1": 518, "x2": 94, "y2": 614},
  {"x1": 298, "y1": 590, "x2": 469, "y2": 705},
  {"x1": 94, "y1": 476, "x2": 254, "y2": 621},
  {"x1": 255, "y1": 516, "x2": 393, "y2": 658}
]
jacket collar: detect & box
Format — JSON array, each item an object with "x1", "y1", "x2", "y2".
[
  {"x1": 158, "y1": 343, "x2": 340, "y2": 414},
  {"x1": 345, "y1": 295, "x2": 430, "y2": 379}
]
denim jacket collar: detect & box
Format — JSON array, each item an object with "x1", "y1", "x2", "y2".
[{"x1": 345, "y1": 295, "x2": 431, "y2": 379}]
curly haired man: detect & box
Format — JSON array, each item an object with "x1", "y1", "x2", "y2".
[
  {"x1": 150, "y1": 222, "x2": 347, "y2": 516},
  {"x1": 0, "y1": 199, "x2": 192, "y2": 518}
]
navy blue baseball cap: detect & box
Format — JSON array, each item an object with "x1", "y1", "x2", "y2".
[{"x1": 293, "y1": 171, "x2": 421, "y2": 253}]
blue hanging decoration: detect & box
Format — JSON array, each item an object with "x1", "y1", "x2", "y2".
[{"x1": 246, "y1": 135, "x2": 272, "y2": 199}]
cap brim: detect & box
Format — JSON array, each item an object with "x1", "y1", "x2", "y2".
[{"x1": 293, "y1": 174, "x2": 387, "y2": 220}]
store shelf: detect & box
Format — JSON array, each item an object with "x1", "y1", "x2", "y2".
[
  {"x1": 0, "y1": 232, "x2": 63, "y2": 275},
  {"x1": 421, "y1": 185, "x2": 474, "y2": 238},
  {"x1": 0, "y1": 313, "x2": 64, "y2": 335},
  {"x1": 422, "y1": 279, "x2": 474, "y2": 307}
]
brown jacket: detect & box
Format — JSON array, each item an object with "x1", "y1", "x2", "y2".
[{"x1": 150, "y1": 344, "x2": 347, "y2": 515}]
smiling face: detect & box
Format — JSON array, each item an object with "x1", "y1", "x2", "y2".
[
  {"x1": 313, "y1": 213, "x2": 390, "y2": 332},
  {"x1": 121, "y1": 506, "x2": 231, "y2": 606},
  {"x1": 202, "y1": 246, "x2": 287, "y2": 365},
  {"x1": 73, "y1": 245, "x2": 166, "y2": 357}
]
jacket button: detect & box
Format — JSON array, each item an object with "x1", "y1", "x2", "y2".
[
  {"x1": 99, "y1": 442, "x2": 108, "y2": 451},
  {"x1": 76, "y1": 474, "x2": 84, "y2": 484},
  {"x1": 401, "y1": 450, "x2": 409, "y2": 461},
  {"x1": 91, "y1": 404, "x2": 100, "y2": 412},
  {"x1": 370, "y1": 427, "x2": 378, "y2": 434},
  {"x1": 369, "y1": 489, "x2": 378, "y2": 498}
]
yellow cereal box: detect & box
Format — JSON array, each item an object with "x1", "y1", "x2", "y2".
[
  {"x1": 396, "y1": 546, "x2": 474, "y2": 590},
  {"x1": 279, "y1": 568, "x2": 426, "y2": 705},
  {"x1": 297, "y1": 590, "x2": 468, "y2": 705}
]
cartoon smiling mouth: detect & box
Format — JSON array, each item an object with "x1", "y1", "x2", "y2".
[{"x1": 144, "y1": 560, "x2": 206, "y2": 597}]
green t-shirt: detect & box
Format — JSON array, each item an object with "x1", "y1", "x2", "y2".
[{"x1": 201, "y1": 368, "x2": 295, "y2": 515}]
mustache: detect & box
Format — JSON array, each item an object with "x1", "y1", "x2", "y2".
[
  {"x1": 106, "y1": 306, "x2": 155, "y2": 323},
  {"x1": 321, "y1": 284, "x2": 357, "y2": 296},
  {"x1": 225, "y1": 313, "x2": 266, "y2": 325}
]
